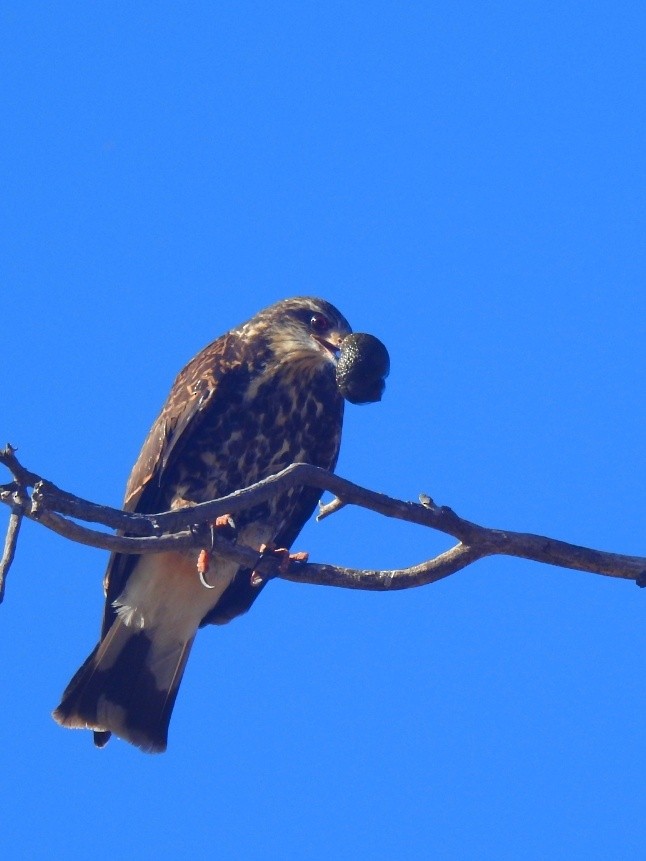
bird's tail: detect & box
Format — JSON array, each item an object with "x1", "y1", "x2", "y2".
[{"x1": 52, "y1": 619, "x2": 194, "y2": 753}]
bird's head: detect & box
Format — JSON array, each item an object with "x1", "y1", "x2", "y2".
[{"x1": 246, "y1": 297, "x2": 352, "y2": 369}]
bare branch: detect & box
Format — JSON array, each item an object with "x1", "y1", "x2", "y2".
[
  {"x1": 0, "y1": 507, "x2": 22, "y2": 603},
  {"x1": 282, "y1": 542, "x2": 487, "y2": 590},
  {"x1": 32, "y1": 509, "x2": 282, "y2": 578},
  {"x1": 1, "y1": 444, "x2": 645, "y2": 595}
]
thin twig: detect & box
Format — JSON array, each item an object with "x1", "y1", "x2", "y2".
[
  {"x1": 317, "y1": 496, "x2": 346, "y2": 521},
  {"x1": 0, "y1": 507, "x2": 22, "y2": 603}
]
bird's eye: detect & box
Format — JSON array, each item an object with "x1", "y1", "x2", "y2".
[{"x1": 310, "y1": 313, "x2": 331, "y2": 333}]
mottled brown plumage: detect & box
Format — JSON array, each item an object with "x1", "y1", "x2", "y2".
[{"x1": 53, "y1": 297, "x2": 352, "y2": 752}]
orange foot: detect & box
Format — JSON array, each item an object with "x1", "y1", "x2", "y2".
[
  {"x1": 198, "y1": 515, "x2": 236, "y2": 587},
  {"x1": 250, "y1": 543, "x2": 310, "y2": 587}
]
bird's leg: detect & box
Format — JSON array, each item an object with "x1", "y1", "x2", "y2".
[
  {"x1": 197, "y1": 514, "x2": 236, "y2": 588},
  {"x1": 172, "y1": 497, "x2": 235, "y2": 584},
  {"x1": 250, "y1": 542, "x2": 310, "y2": 587}
]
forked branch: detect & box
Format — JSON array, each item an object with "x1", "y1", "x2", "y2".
[{"x1": 1, "y1": 444, "x2": 644, "y2": 605}]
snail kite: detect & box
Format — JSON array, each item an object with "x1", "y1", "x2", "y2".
[{"x1": 53, "y1": 297, "x2": 355, "y2": 753}]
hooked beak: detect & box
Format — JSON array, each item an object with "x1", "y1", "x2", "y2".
[{"x1": 313, "y1": 330, "x2": 347, "y2": 362}]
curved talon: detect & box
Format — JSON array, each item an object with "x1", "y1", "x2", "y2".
[
  {"x1": 197, "y1": 514, "x2": 236, "y2": 588},
  {"x1": 199, "y1": 569, "x2": 216, "y2": 589},
  {"x1": 197, "y1": 548, "x2": 214, "y2": 588}
]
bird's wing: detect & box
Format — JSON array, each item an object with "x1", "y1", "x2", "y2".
[
  {"x1": 123, "y1": 338, "x2": 240, "y2": 514},
  {"x1": 100, "y1": 333, "x2": 244, "y2": 635}
]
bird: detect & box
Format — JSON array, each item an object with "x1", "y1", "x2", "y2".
[{"x1": 53, "y1": 297, "x2": 354, "y2": 753}]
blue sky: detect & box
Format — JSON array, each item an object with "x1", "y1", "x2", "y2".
[{"x1": 1, "y1": 2, "x2": 645, "y2": 858}]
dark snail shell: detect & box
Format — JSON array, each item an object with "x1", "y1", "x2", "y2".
[{"x1": 336, "y1": 333, "x2": 390, "y2": 404}]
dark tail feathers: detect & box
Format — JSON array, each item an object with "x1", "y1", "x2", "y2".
[{"x1": 53, "y1": 620, "x2": 193, "y2": 754}]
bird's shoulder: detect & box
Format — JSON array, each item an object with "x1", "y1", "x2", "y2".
[{"x1": 123, "y1": 330, "x2": 253, "y2": 513}]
